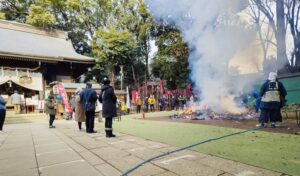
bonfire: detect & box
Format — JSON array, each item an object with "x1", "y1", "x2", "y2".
[{"x1": 171, "y1": 100, "x2": 257, "y2": 121}]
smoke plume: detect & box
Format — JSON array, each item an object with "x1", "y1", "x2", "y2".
[{"x1": 146, "y1": 0, "x2": 257, "y2": 113}]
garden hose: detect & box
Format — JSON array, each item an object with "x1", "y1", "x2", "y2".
[{"x1": 121, "y1": 127, "x2": 259, "y2": 176}]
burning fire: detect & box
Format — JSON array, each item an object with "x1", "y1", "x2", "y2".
[
  {"x1": 174, "y1": 96, "x2": 256, "y2": 120},
  {"x1": 219, "y1": 95, "x2": 244, "y2": 115}
]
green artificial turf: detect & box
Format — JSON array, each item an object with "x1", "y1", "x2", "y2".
[{"x1": 113, "y1": 113, "x2": 300, "y2": 176}]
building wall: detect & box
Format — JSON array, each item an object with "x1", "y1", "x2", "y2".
[{"x1": 279, "y1": 76, "x2": 300, "y2": 104}]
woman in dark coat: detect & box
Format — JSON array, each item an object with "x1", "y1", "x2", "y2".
[
  {"x1": 45, "y1": 95, "x2": 56, "y2": 128},
  {"x1": 258, "y1": 72, "x2": 287, "y2": 128},
  {"x1": 0, "y1": 92, "x2": 7, "y2": 132},
  {"x1": 99, "y1": 77, "x2": 117, "y2": 138}
]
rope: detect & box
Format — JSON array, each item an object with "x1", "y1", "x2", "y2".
[{"x1": 121, "y1": 127, "x2": 259, "y2": 176}]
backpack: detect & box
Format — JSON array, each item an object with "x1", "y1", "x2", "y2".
[{"x1": 85, "y1": 91, "x2": 96, "y2": 112}]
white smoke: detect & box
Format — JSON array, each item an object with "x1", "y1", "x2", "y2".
[{"x1": 146, "y1": 0, "x2": 258, "y2": 113}]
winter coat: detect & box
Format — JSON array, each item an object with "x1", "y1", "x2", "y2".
[
  {"x1": 99, "y1": 85, "x2": 117, "y2": 118},
  {"x1": 148, "y1": 97, "x2": 156, "y2": 105},
  {"x1": 136, "y1": 98, "x2": 142, "y2": 106},
  {"x1": 0, "y1": 95, "x2": 7, "y2": 110},
  {"x1": 80, "y1": 88, "x2": 98, "y2": 112},
  {"x1": 75, "y1": 95, "x2": 85, "y2": 122},
  {"x1": 171, "y1": 97, "x2": 176, "y2": 107},
  {"x1": 45, "y1": 98, "x2": 56, "y2": 115},
  {"x1": 260, "y1": 80, "x2": 287, "y2": 110},
  {"x1": 11, "y1": 93, "x2": 21, "y2": 105},
  {"x1": 144, "y1": 98, "x2": 149, "y2": 105}
]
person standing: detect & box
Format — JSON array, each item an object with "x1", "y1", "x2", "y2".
[
  {"x1": 75, "y1": 88, "x2": 85, "y2": 131},
  {"x1": 95, "y1": 99, "x2": 103, "y2": 123},
  {"x1": 178, "y1": 95, "x2": 184, "y2": 110},
  {"x1": 136, "y1": 96, "x2": 142, "y2": 113},
  {"x1": 45, "y1": 95, "x2": 56, "y2": 128},
  {"x1": 161, "y1": 95, "x2": 167, "y2": 111},
  {"x1": 80, "y1": 83, "x2": 98, "y2": 133},
  {"x1": 251, "y1": 91, "x2": 261, "y2": 113},
  {"x1": 11, "y1": 90, "x2": 21, "y2": 114},
  {"x1": 71, "y1": 94, "x2": 76, "y2": 120},
  {"x1": 56, "y1": 94, "x2": 64, "y2": 118},
  {"x1": 258, "y1": 72, "x2": 287, "y2": 128},
  {"x1": 148, "y1": 95, "x2": 156, "y2": 112},
  {"x1": 171, "y1": 95, "x2": 176, "y2": 110},
  {"x1": 99, "y1": 77, "x2": 117, "y2": 138},
  {"x1": 0, "y1": 92, "x2": 7, "y2": 133},
  {"x1": 144, "y1": 96, "x2": 149, "y2": 112}
]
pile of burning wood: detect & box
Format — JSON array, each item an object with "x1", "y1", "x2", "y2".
[{"x1": 170, "y1": 104, "x2": 258, "y2": 120}]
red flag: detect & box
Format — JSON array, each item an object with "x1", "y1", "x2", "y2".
[
  {"x1": 160, "y1": 80, "x2": 164, "y2": 94},
  {"x1": 56, "y1": 83, "x2": 72, "y2": 113},
  {"x1": 131, "y1": 91, "x2": 139, "y2": 105}
]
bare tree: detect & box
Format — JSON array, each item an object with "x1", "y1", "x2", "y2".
[
  {"x1": 253, "y1": 0, "x2": 289, "y2": 70},
  {"x1": 248, "y1": 0, "x2": 274, "y2": 68},
  {"x1": 286, "y1": 0, "x2": 300, "y2": 71}
]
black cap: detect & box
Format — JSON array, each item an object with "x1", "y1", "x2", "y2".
[{"x1": 102, "y1": 77, "x2": 111, "y2": 85}]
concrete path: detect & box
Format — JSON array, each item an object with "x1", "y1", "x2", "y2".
[{"x1": 0, "y1": 118, "x2": 284, "y2": 176}]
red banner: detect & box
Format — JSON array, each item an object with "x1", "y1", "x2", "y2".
[
  {"x1": 131, "y1": 91, "x2": 139, "y2": 105},
  {"x1": 167, "y1": 90, "x2": 173, "y2": 96},
  {"x1": 160, "y1": 80, "x2": 164, "y2": 95},
  {"x1": 56, "y1": 83, "x2": 73, "y2": 113}
]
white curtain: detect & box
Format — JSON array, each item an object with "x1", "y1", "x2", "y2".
[{"x1": 0, "y1": 69, "x2": 43, "y2": 91}]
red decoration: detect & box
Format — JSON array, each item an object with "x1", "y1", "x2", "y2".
[{"x1": 56, "y1": 83, "x2": 72, "y2": 113}]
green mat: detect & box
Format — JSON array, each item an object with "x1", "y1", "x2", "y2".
[{"x1": 113, "y1": 114, "x2": 300, "y2": 176}]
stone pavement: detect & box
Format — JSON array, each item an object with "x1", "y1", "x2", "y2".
[{"x1": 0, "y1": 119, "x2": 284, "y2": 176}]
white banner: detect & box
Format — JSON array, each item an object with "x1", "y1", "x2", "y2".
[{"x1": 0, "y1": 69, "x2": 43, "y2": 91}]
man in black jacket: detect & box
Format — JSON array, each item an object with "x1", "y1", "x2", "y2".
[
  {"x1": 80, "y1": 83, "x2": 98, "y2": 133},
  {"x1": 99, "y1": 77, "x2": 117, "y2": 138}
]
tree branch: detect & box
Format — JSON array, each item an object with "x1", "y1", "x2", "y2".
[
  {"x1": 296, "y1": 3, "x2": 300, "y2": 34},
  {"x1": 254, "y1": 0, "x2": 277, "y2": 34}
]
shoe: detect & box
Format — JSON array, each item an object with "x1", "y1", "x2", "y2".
[
  {"x1": 110, "y1": 133, "x2": 116, "y2": 137},
  {"x1": 49, "y1": 125, "x2": 56, "y2": 128},
  {"x1": 88, "y1": 130, "x2": 97, "y2": 133},
  {"x1": 105, "y1": 130, "x2": 110, "y2": 137},
  {"x1": 0, "y1": 130, "x2": 6, "y2": 133},
  {"x1": 109, "y1": 131, "x2": 116, "y2": 137},
  {"x1": 256, "y1": 123, "x2": 264, "y2": 128},
  {"x1": 271, "y1": 123, "x2": 276, "y2": 128},
  {"x1": 105, "y1": 130, "x2": 116, "y2": 138}
]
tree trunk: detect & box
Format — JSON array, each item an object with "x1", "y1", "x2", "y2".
[
  {"x1": 295, "y1": 30, "x2": 300, "y2": 70},
  {"x1": 276, "y1": 0, "x2": 288, "y2": 69},
  {"x1": 131, "y1": 65, "x2": 137, "y2": 89},
  {"x1": 144, "y1": 41, "x2": 149, "y2": 97},
  {"x1": 110, "y1": 69, "x2": 115, "y2": 88}
]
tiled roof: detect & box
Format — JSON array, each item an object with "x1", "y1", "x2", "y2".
[{"x1": 0, "y1": 20, "x2": 95, "y2": 63}]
